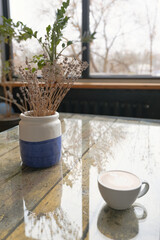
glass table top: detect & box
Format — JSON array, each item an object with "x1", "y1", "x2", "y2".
[{"x1": 0, "y1": 113, "x2": 160, "y2": 240}]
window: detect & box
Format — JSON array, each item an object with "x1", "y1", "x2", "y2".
[
  {"x1": 90, "y1": 0, "x2": 160, "y2": 77},
  {"x1": 1, "y1": 0, "x2": 160, "y2": 79}
]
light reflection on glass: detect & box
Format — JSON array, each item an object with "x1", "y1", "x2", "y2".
[
  {"x1": 62, "y1": 118, "x2": 82, "y2": 185},
  {"x1": 88, "y1": 120, "x2": 125, "y2": 172},
  {"x1": 60, "y1": 162, "x2": 82, "y2": 239},
  {"x1": 61, "y1": 118, "x2": 83, "y2": 238}
]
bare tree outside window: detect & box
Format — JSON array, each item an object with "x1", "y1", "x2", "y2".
[
  {"x1": 145, "y1": 0, "x2": 159, "y2": 74},
  {"x1": 90, "y1": 0, "x2": 160, "y2": 76}
]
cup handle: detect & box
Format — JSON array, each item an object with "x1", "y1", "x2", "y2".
[{"x1": 138, "y1": 180, "x2": 149, "y2": 198}]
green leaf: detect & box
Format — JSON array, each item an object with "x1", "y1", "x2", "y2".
[
  {"x1": 91, "y1": 31, "x2": 96, "y2": 39},
  {"x1": 39, "y1": 37, "x2": 42, "y2": 43},
  {"x1": 63, "y1": 2, "x2": 67, "y2": 8},
  {"x1": 46, "y1": 25, "x2": 51, "y2": 35},
  {"x1": 61, "y1": 7, "x2": 65, "y2": 14},
  {"x1": 15, "y1": 21, "x2": 20, "y2": 27},
  {"x1": 67, "y1": 40, "x2": 72, "y2": 46},
  {"x1": 62, "y1": 43, "x2": 65, "y2": 48},
  {"x1": 32, "y1": 68, "x2": 36, "y2": 73},
  {"x1": 63, "y1": 0, "x2": 70, "y2": 8},
  {"x1": 34, "y1": 31, "x2": 38, "y2": 38},
  {"x1": 82, "y1": 31, "x2": 96, "y2": 43}
]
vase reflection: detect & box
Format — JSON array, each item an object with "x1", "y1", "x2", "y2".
[
  {"x1": 23, "y1": 200, "x2": 80, "y2": 240},
  {"x1": 21, "y1": 160, "x2": 81, "y2": 239}
]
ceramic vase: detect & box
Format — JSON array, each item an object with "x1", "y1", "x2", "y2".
[{"x1": 19, "y1": 111, "x2": 61, "y2": 168}]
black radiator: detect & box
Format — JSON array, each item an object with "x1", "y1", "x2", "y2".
[
  {"x1": 58, "y1": 89, "x2": 160, "y2": 119},
  {"x1": 58, "y1": 100, "x2": 150, "y2": 118},
  {"x1": 1, "y1": 87, "x2": 160, "y2": 120}
]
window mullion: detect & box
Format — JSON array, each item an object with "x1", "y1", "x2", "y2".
[
  {"x1": 82, "y1": 0, "x2": 90, "y2": 78},
  {"x1": 2, "y1": 0, "x2": 11, "y2": 62}
]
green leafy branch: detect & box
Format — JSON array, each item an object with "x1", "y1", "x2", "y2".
[
  {"x1": 0, "y1": 0, "x2": 72, "y2": 68},
  {"x1": 0, "y1": 0, "x2": 96, "y2": 71},
  {"x1": 0, "y1": 16, "x2": 35, "y2": 43},
  {"x1": 39, "y1": 0, "x2": 75, "y2": 63}
]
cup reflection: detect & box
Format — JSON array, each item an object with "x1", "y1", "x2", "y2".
[{"x1": 97, "y1": 203, "x2": 147, "y2": 240}]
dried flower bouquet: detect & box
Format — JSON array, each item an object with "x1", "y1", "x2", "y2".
[{"x1": 15, "y1": 58, "x2": 88, "y2": 117}]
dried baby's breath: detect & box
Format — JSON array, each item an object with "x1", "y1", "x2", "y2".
[{"x1": 16, "y1": 57, "x2": 88, "y2": 116}]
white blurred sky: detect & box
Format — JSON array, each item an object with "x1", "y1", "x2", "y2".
[{"x1": 9, "y1": 0, "x2": 160, "y2": 55}]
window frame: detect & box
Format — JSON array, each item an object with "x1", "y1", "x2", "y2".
[
  {"x1": 1, "y1": 0, "x2": 160, "y2": 83},
  {"x1": 1, "y1": 0, "x2": 10, "y2": 62}
]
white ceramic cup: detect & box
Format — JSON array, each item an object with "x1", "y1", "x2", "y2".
[{"x1": 98, "y1": 170, "x2": 149, "y2": 210}]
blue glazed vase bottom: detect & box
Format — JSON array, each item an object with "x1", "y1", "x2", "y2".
[{"x1": 20, "y1": 136, "x2": 61, "y2": 168}]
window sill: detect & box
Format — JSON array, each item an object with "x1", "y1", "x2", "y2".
[
  {"x1": 1, "y1": 79, "x2": 160, "y2": 89},
  {"x1": 74, "y1": 78, "x2": 160, "y2": 89}
]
